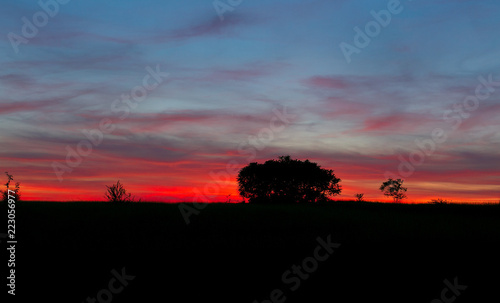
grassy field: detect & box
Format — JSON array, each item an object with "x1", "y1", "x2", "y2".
[{"x1": 5, "y1": 201, "x2": 500, "y2": 302}]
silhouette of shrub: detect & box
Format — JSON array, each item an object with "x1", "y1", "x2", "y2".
[
  {"x1": 237, "y1": 155, "x2": 341, "y2": 204},
  {"x1": 429, "y1": 198, "x2": 449, "y2": 204},
  {"x1": 355, "y1": 193, "x2": 364, "y2": 202}
]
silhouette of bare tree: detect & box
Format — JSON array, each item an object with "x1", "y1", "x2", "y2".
[{"x1": 105, "y1": 181, "x2": 140, "y2": 202}]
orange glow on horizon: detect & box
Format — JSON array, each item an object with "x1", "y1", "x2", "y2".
[
  {"x1": 8, "y1": 156, "x2": 499, "y2": 204},
  {"x1": 17, "y1": 185, "x2": 499, "y2": 204}
]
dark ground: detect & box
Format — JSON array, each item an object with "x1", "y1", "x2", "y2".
[{"x1": 2, "y1": 201, "x2": 500, "y2": 302}]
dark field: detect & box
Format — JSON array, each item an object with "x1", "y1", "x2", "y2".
[{"x1": 4, "y1": 201, "x2": 500, "y2": 302}]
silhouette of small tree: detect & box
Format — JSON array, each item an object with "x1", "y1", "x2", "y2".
[
  {"x1": 379, "y1": 178, "x2": 407, "y2": 203},
  {"x1": 355, "y1": 193, "x2": 364, "y2": 202},
  {"x1": 237, "y1": 155, "x2": 341, "y2": 204},
  {"x1": 2, "y1": 172, "x2": 21, "y2": 202},
  {"x1": 105, "y1": 181, "x2": 138, "y2": 202}
]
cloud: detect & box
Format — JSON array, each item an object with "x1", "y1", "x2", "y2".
[{"x1": 303, "y1": 76, "x2": 349, "y2": 89}]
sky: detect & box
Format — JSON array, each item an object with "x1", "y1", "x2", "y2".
[{"x1": 0, "y1": 0, "x2": 499, "y2": 202}]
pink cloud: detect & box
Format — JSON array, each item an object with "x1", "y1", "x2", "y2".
[{"x1": 303, "y1": 76, "x2": 349, "y2": 89}]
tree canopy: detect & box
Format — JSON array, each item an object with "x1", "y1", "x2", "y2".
[{"x1": 237, "y1": 155, "x2": 341, "y2": 204}]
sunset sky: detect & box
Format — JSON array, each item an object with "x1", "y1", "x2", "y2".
[{"x1": 1, "y1": 0, "x2": 499, "y2": 202}]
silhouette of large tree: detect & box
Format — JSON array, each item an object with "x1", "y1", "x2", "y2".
[{"x1": 237, "y1": 155, "x2": 342, "y2": 204}]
